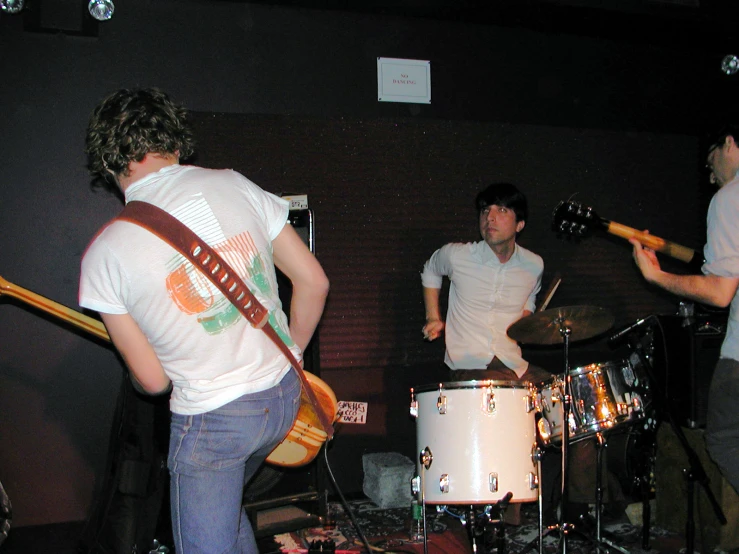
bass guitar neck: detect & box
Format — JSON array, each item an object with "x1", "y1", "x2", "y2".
[
  {"x1": 552, "y1": 200, "x2": 702, "y2": 267},
  {"x1": 601, "y1": 219, "x2": 699, "y2": 265},
  {"x1": 0, "y1": 274, "x2": 110, "y2": 341}
]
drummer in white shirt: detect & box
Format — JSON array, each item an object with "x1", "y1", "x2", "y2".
[{"x1": 421, "y1": 182, "x2": 621, "y2": 527}]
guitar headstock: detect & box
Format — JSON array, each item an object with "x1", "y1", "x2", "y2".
[{"x1": 551, "y1": 200, "x2": 601, "y2": 238}]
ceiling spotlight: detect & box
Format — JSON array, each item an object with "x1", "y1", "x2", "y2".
[
  {"x1": 720, "y1": 54, "x2": 739, "y2": 76},
  {"x1": 0, "y1": 0, "x2": 25, "y2": 14},
  {"x1": 88, "y1": 0, "x2": 114, "y2": 21}
]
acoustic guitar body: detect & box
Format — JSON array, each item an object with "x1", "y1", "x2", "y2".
[{"x1": 265, "y1": 371, "x2": 338, "y2": 467}]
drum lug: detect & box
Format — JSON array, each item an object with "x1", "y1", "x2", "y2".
[
  {"x1": 488, "y1": 472, "x2": 499, "y2": 493},
  {"x1": 541, "y1": 396, "x2": 550, "y2": 413},
  {"x1": 632, "y1": 394, "x2": 643, "y2": 413},
  {"x1": 436, "y1": 393, "x2": 447, "y2": 414},
  {"x1": 531, "y1": 443, "x2": 543, "y2": 463},
  {"x1": 525, "y1": 393, "x2": 536, "y2": 413},
  {"x1": 483, "y1": 387, "x2": 496, "y2": 414},
  {"x1": 552, "y1": 388, "x2": 562, "y2": 404},
  {"x1": 439, "y1": 474, "x2": 450, "y2": 494},
  {"x1": 577, "y1": 399, "x2": 586, "y2": 421},
  {"x1": 527, "y1": 472, "x2": 539, "y2": 490},
  {"x1": 419, "y1": 446, "x2": 433, "y2": 470},
  {"x1": 410, "y1": 387, "x2": 419, "y2": 418},
  {"x1": 410, "y1": 475, "x2": 421, "y2": 495},
  {"x1": 409, "y1": 398, "x2": 418, "y2": 418}
]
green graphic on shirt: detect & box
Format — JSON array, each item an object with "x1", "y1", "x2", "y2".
[{"x1": 164, "y1": 231, "x2": 293, "y2": 345}]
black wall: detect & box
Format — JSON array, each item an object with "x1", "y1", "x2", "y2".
[{"x1": 0, "y1": 0, "x2": 735, "y2": 526}]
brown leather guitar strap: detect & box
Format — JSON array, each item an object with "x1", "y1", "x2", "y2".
[{"x1": 116, "y1": 200, "x2": 334, "y2": 439}]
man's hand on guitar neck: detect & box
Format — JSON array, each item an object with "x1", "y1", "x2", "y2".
[
  {"x1": 630, "y1": 231, "x2": 739, "y2": 309},
  {"x1": 629, "y1": 231, "x2": 662, "y2": 285}
]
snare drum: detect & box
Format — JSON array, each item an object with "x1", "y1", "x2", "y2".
[
  {"x1": 410, "y1": 380, "x2": 539, "y2": 504},
  {"x1": 537, "y1": 360, "x2": 650, "y2": 445}
]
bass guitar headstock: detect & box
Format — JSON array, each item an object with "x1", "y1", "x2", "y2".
[{"x1": 551, "y1": 200, "x2": 602, "y2": 238}]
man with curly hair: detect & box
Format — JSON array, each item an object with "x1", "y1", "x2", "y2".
[{"x1": 79, "y1": 88, "x2": 329, "y2": 553}]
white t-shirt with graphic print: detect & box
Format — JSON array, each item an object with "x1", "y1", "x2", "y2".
[{"x1": 79, "y1": 164, "x2": 298, "y2": 415}]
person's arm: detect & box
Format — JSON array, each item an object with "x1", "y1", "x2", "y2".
[
  {"x1": 630, "y1": 238, "x2": 739, "y2": 308},
  {"x1": 272, "y1": 223, "x2": 330, "y2": 352},
  {"x1": 100, "y1": 312, "x2": 172, "y2": 395},
  {"x1": 422, "y1": 286, "x2": 445, "y2": 340}
]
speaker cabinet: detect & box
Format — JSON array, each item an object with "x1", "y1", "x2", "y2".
[{"x1": 653, "y1": 314, "x2": 726, "y2": 428}]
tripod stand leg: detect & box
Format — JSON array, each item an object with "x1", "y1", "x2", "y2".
[
  {"x1": 538, "y1": 457, "x2": 544, "y2": 554},
  {"x1": 595, "y1": 433, "x2": 605, "y2": 546}
]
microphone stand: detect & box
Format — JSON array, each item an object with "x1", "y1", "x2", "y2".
[{"x1": 628, "y1": 322, "x2": 726, "y2": 554}]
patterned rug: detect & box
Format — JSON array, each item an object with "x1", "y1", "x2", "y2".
[{"x1": 266, "y1": 499, "x2": 689, "y2": 553}]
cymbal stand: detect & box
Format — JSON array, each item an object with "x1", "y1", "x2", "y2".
[
  {"x1": 521, "y1": 318, "x2": 575, "y2": 554},
  {"x1": 559, "y1": 318, "x2": 574, "y2": 554},
  {"x1": 522, "y1": 318, "x2": 575, "y2": 554},
  {"x1": 553, "y1": 318, "x2": 623, "y2": 554}
]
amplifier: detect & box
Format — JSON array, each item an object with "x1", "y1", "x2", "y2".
[{"x1": 652, "y1": 313, "x2": 727, "y2": 428}]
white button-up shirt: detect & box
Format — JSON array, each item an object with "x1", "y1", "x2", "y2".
[{"x1": 421, "y1": 241, "x2": 543, "y2": 377}]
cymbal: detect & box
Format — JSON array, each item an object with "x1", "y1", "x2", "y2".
[{"x1": 507, "y1": 305, "x2": 614, "y2": 345}]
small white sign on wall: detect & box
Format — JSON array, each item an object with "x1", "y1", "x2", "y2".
[
  {"x1": 377, "y1": 57, "x2": 431, "y2": 104},
  {"x1": 337, "y1": 401, "x2": 368, "y2": 424}
]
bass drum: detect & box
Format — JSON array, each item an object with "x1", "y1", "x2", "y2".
[{"x1": 412, "y1": 380, "x2": 539, "y2": 504}]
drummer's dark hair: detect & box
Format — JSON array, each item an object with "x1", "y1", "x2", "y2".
[{"x1": 475, "y1": 183, "x2": 528, "y2": 222}]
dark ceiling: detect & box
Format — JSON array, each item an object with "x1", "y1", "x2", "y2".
[{"x1": 223, "y1": 0, "x2": 739, "y2": 51}]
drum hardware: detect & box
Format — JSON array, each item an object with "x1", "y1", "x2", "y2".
[
  {"x1": 505, "y1": 305, "x2": 615, "y2": 346},
  {"x1": 410, "y1": 472, "x2": 429, "y2": 554},
  {"x1": 508, "y1": 305, "x2": 618, "y2": 554},
  {"x1": 456, "y1": 493, "x2": 515, "y2": 554},
  {"x1": 437, "y1": 386, "x2": 447, "y2": 414}
]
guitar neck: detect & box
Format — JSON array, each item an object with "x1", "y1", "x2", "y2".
[
  {"x1": 0, "y1": 276, "x2": 110, "y2": 342},
  {"x1": 601, "y1": 218, "x2": 699, "y2": 265}
]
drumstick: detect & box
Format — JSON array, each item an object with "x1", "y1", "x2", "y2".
[{"x1": 537, "y1": 272, "x2": 562, "y2": 313}]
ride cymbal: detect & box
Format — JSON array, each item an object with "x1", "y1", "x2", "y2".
[{"x1": 507, "y1": 305, "x2": 614, "y2": 345}]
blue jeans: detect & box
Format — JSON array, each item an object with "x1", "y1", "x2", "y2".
[
  {"x1": 705, "y1": 357, "x2": 739, "y2": 495},
  {"x1": 168, "y1": 369, "x2": 300, "y2": 554}
]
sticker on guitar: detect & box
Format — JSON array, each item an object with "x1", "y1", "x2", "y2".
[{"x1": 551, "y1": 200, "x2": 702, "y2": 268}]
